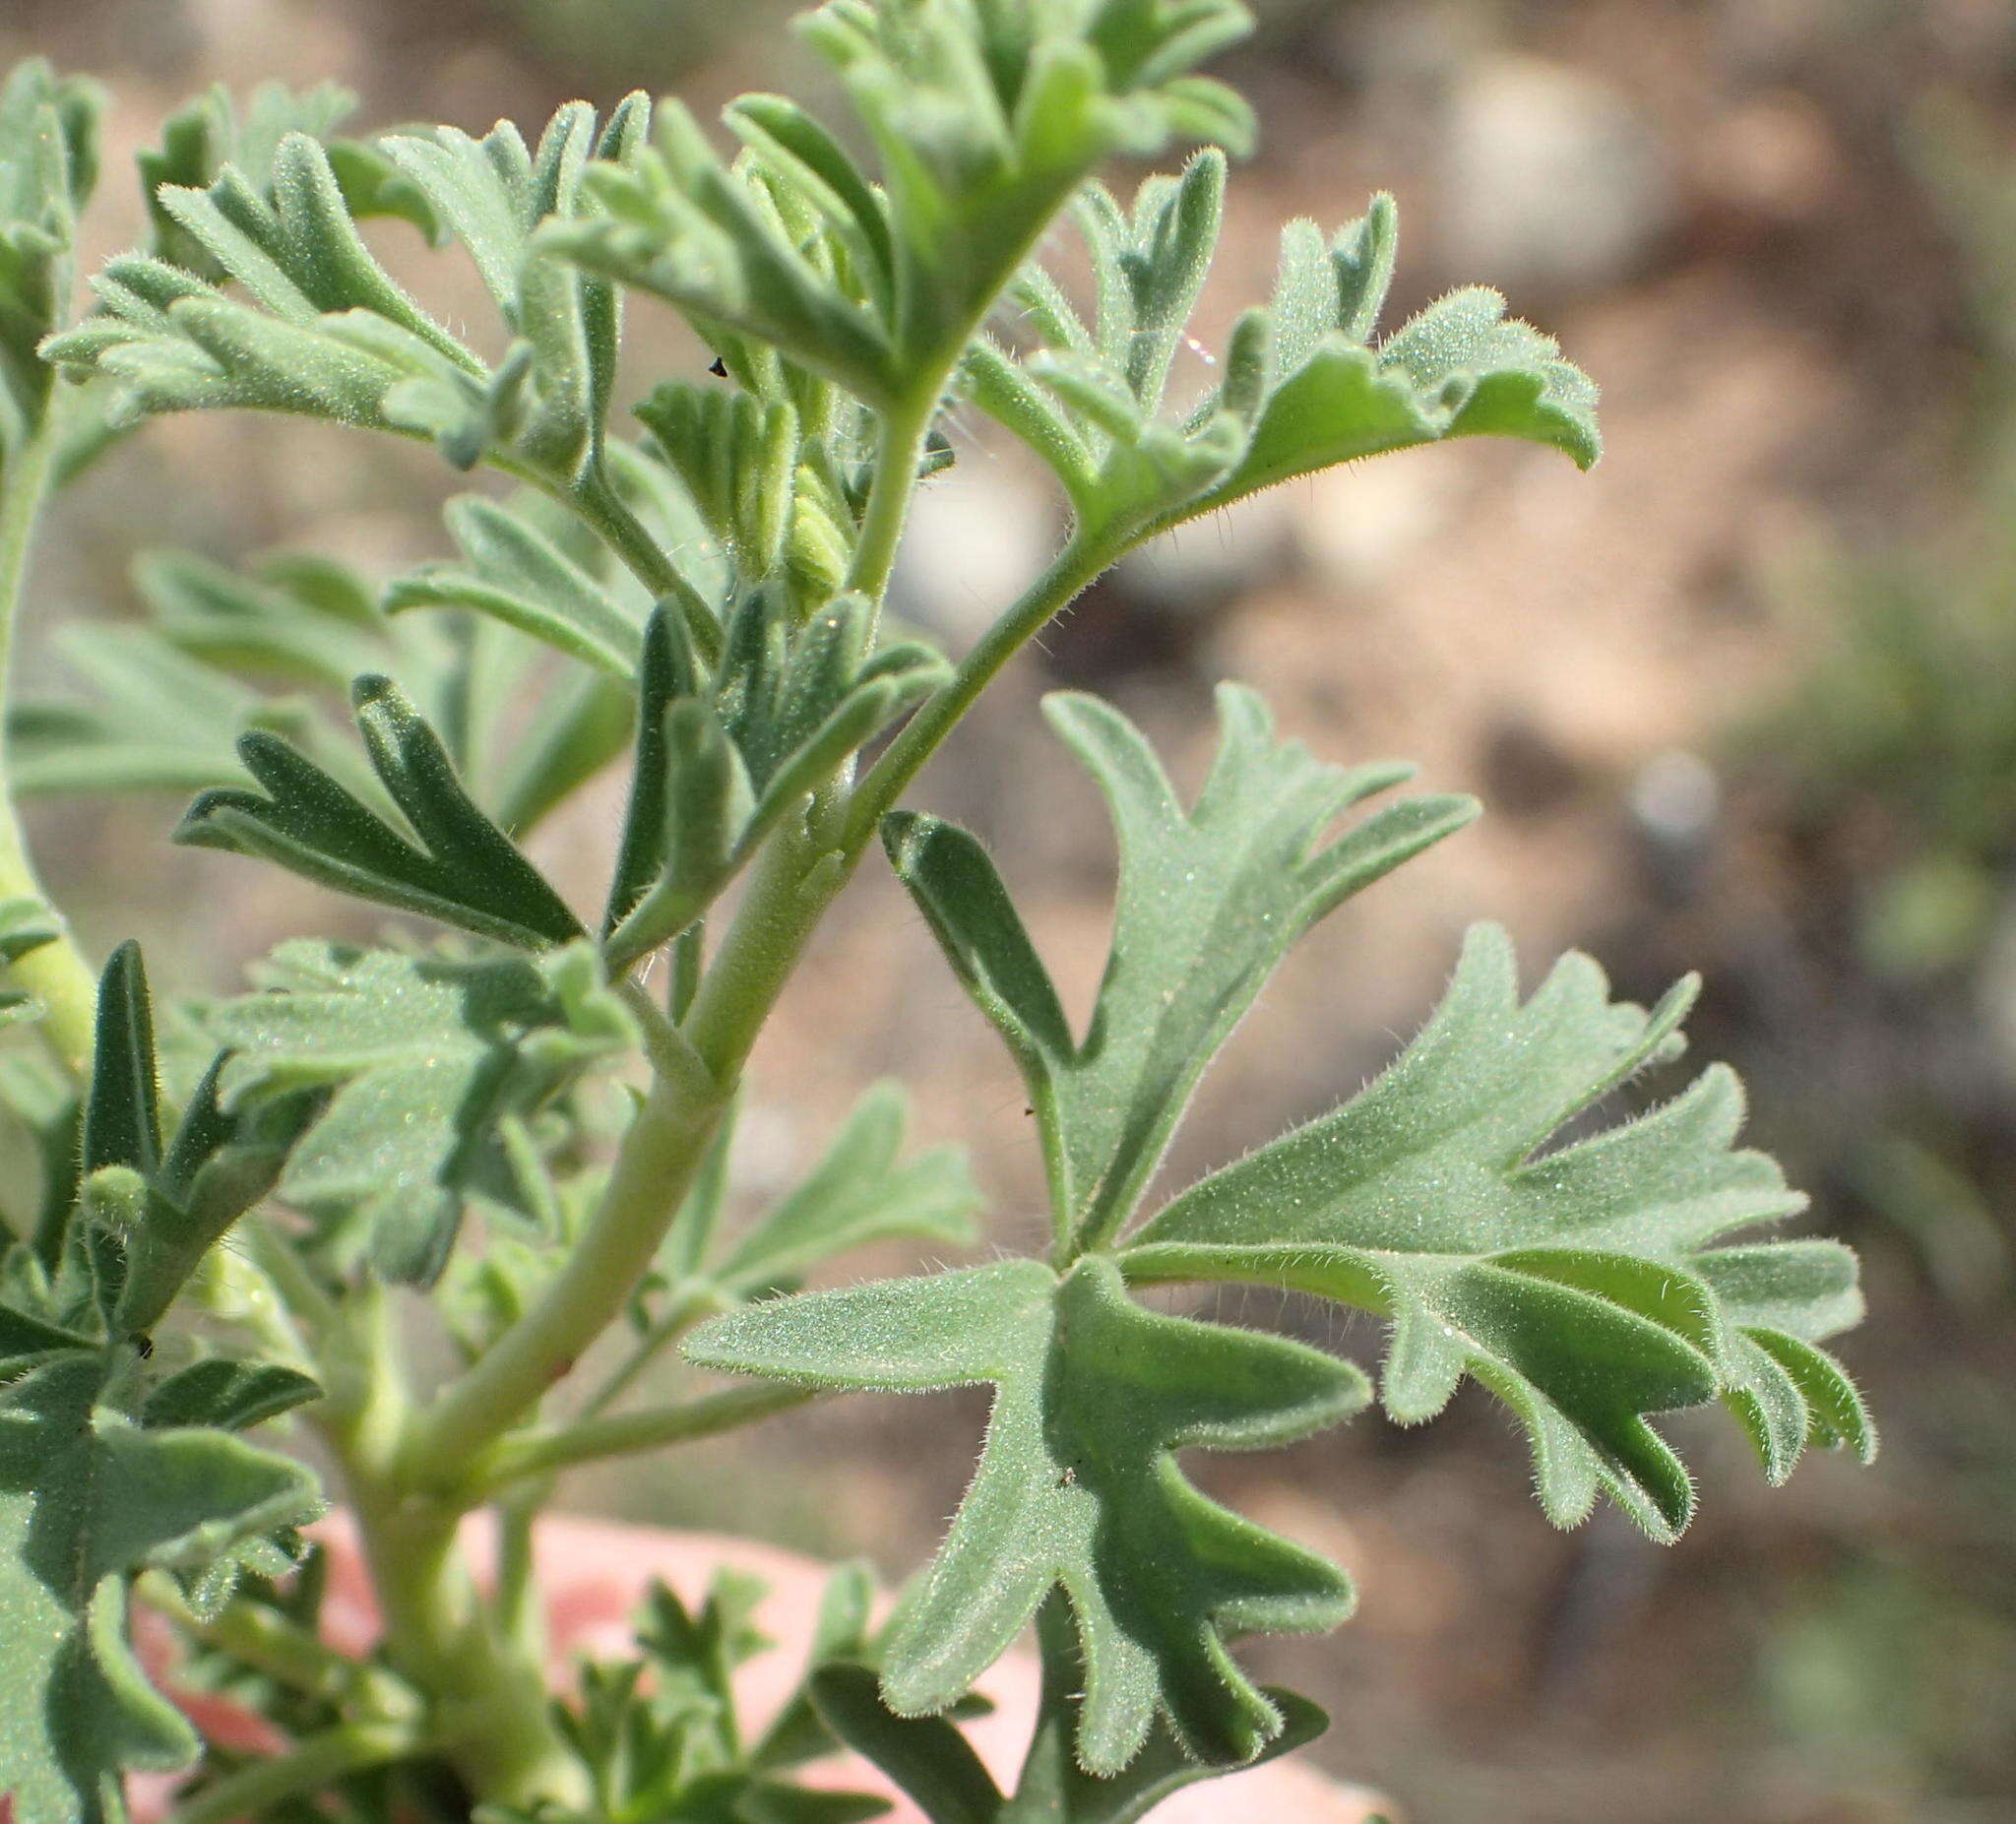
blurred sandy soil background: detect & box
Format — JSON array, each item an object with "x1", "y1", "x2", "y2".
[{"x1": 3, "y1": 0, "x2": 2015, "y2": 1819}]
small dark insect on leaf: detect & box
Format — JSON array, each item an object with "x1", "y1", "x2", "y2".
[{"x1": 708, "y1": 354, "x2": 728, "y2": 378}]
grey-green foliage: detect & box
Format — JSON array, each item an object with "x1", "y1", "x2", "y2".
[
  {"x1": 474, "y1": 1565, "x2": 886, "y2": 1824},
  {"x1": 0, "y1": 1, "x2": 1873, "y2": 1818},
  {"x1": 540, "y1": 0, "x2": 1258, "y2": 409},
  {"x1": 0, "y1": 1352, "x2": 320, "y2": 1824},
  {"x1": 692, "y1": 1256, "x2": 1362, "y2": 1774},
  {"x1": 1127, "y1": 923, "x2": 1874, "y2": 1539},
  {"x1": 44, "y1": 94, "x2": 648, "y2": 484},
  {"x1": 699, "y1": 695, "x2": 1871, "y2": 1771},
  {"x1": 201, "y1": 941, "x2": 636, "y2": 1285},
  {"x1": 136, "y1": 79, "x2": 431, "y2": 283},
  {"x1": 0, "y1": 60, "x2": 100, "y2": 470},
  {"x1": 884, "y1": 685, "x2": 1476, "y2": 1253},
  {"x1": 810, "y1": 1597, "x2": 1327, "y2": 1824},
  {"x1": 967, "y1": 172, "x2": 1600, "y2": 549},
  {"x1": 0, "y1": 949, "x2": 323, "y2": 1824},
  {"x1": 9, "y1": 542, "x2": 638, "y2": 839}
]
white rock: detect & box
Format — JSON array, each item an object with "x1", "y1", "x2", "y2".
[{"x1": 1435, "y1": 55, "x2": 1674, "y2": 295}]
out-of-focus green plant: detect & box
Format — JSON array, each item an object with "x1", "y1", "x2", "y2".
[
  {"x1": 0, "y1": 8, "x2": 1870, "y2": 1820},
  {"x1": 1741, "y1": 98, "x2": 2016, "y2": 987}
]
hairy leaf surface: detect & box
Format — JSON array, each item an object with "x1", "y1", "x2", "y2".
[
  {"x1": 885, "y1": 684, "x2": 1474, "y2": 1252},
  {"x1": 203, "y1": 941, "x2": 634, "y2": 1283},
  {"x1": 0, "y1": 59, "x2": 100, "y2": 463},
  {"x1": 690, "y1": 1256, "x2": 1364, "y2": 1774},
  {"x1": 177, "y1": 675, "x2": 585, "y2": 950},
  {"x1": 970, "y1": 187, "x2": 1601, "y2": 551},
  {"x1": 0, "y1": 1352, "x2": 321, "y2": 1823},
  {"x1": 1126, "y1": 924, "x2": 1872, "y2": 1540}
]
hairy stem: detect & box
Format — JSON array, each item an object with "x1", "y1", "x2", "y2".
[
  {"x1": 164, "y1": 1721, "x2": 421, "y2": 1824},
  {"x1": 328, "y1": 1285, "x2": 586, "y2": 1808},
  {"x1": 0, "y1": 414, "x2": 100, "y2": 1077},
  {"x1": 847, "y1": 403, "x2": 933, "y2": 608},
  {"x1": 843, "y1": 531, "x2": 1120, "y2": 853},
  {"x1": 403, "y1": 820, "x2": 843, "y2": 1474},
  {"x1": 570, "y1": 457, "x2": 724, "y2": 667},
  {"x1": 398, "y1": 1068, "x2": 730, "y2": 1475},
  {"x1": 581, "y1": 1278, "x2": 733, "y2": 1417},
  {"x1": 468, "y1": 1383, "x2": 819, "y2": 1495}
]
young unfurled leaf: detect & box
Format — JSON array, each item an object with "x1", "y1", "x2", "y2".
[
  {"x1": 0, "y1": 1352, "x2": 321, "y2": 1824},
  {"x1": 709, "y1": 1081, "x2": 981, "y2": 1294},
  {"x1": 602, "y1": 600, "x2": 947, "y2": 971},
  {"x1": 475, "y1": 1563, "x2": 884, "y2": 1824},
  {"x1": 387, "y1": 492, "x2": 650, "y2": 677},
  {"x1": 202, "y1": 941, "x2": 635, "y2": 1284},
  {"x1": 544, "y1": 0, "x2": 1256, "y2": 409},
  {"x1": 1125, "y1": 924, "x2": 1873, "y2": 1541},
  {"x1": 971, "y1": 188, "x2": 1601, "y2": 552},
  {"x1": 0, "y1": 60, "x2": 101, "y2": 461},
  {"x1": 690, "y1": 1256, "x2": 1364, "y2": 1774},
  {"x1": 177, "y1": 674, "x2": 585, "y2": 950},
  {"x1": 885, "y1": 684, "x2": 1475, "y2": 1254}
]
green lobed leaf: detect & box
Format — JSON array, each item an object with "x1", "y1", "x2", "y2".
[
  {"x1": 202, "y1": 940, "x2": 635, "y2": 1284},
  {"x1": 387, "y1": 492, "x2": 649, "y2": 677},
  {"x1": 44, "y1": 97, "x2": 647, "y2": 483},
  {"x1": 0, "y1": 59, "x2": 102, "y2": 462},
  {"x1": 10, "y1": 541, "x2": 623, "y2": 840},
  {"x1": 541, "y1": 0, "x2": 1256, "y2": 410},
  {"x1": 969, "y1": 188, "x2": 1601, "y2": 552},
  {"x1": 690, "y1": 1255, "x2": 1364, "y2": 1775},
  {"x1": 377, "y1": 94, "x2": 651, "y2": 478},
  {"x1": 137, "y1": 79, "x2": 431, "y2": 282},
  {"x1": 884, "y1": 683, "x2": 1475, "y2": 1254},
  {"x1": 811, "y1": 1596, "x2": 1328, "y2": 1823},
  {"x1": 1125, "y1": 923, "x2": 1873, "y2": 1541},
  {"x1": 176, "y1": 674, "x2": 586, "y2": 951},
  {"x1": 0, "y1": 1352, "x2": 322, "y2": 1823}
]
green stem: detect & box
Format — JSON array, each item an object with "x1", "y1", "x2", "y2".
[
  {"x1": 0, "y1": 414, "x2": 100, "y2": 1078},
  {"x1": 164, "y1": 1721, "x2": 421, "y2": 1824},
  {"x1": 581, "y1": 1278, "x2": 732, "y2": 1418},
  {"x1": 329, "y1": 1285, "x2": 584, "y2": 1809},
  {"x1": 569, "y1": 458, "x2": 724, "y2": 668},
  {"x1": 399, "y1": 1068, "x2": 731, "y2": 1474},
  {"x1": 494, "y1": 1484, "x2": 549, "y2": 1662},
  {"x1": 845, "y1": 403, "x2": 932, "y2": 609},
  {"x1": 406, "y1": 822, "x2": 844, "y2": 1474},
  {"x1": 468, "y1": 1383, "x2": 818, "y2": 1495},
  {"x1": 138, "y1": 1570, "x2": 420, "y2": 1719},
  {"x1": 842, "y1": 532, "x2": 1120, "y2": 854}
]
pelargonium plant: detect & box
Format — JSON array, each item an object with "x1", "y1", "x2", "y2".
[{"x1": 0, "y1": 4, "x2": 1871, "y2": 1820}]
